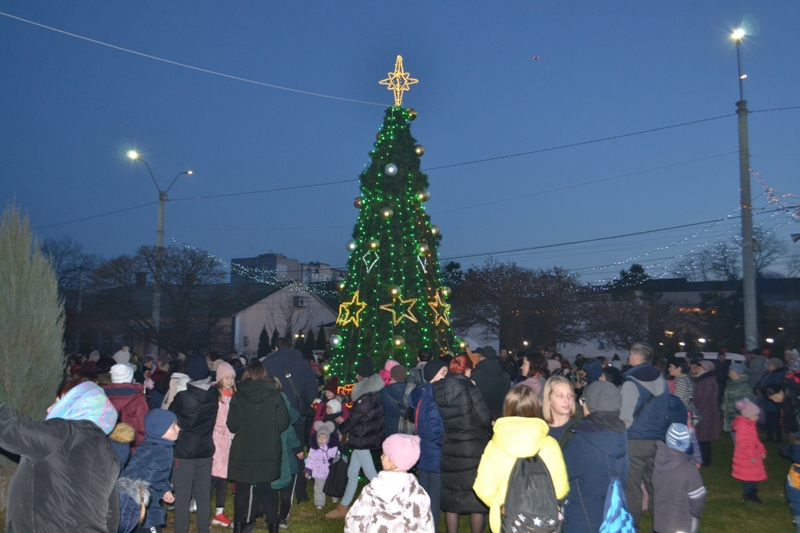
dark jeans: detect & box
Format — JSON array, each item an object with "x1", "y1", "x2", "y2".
[
  {"x1": 698, "y1": 441, "x2": 712, "y2": 467},
  {"x1": 172, "y1": 457, "x2": 212, "y2": 533},
  {"x1": 233, "y1": 481, "x2": 279, "y2": 525},
  {"x1": 625, "y1": 439, "x2": 656, "y2": 530},
  {"x1": 743, "y1": 481, "x2": 758, "y2": 495},
  {"x1": 211, "y1": 476, "x2": 227, "y2": 509},
  {"x1": 293, "y1": 418, "x2": 309, "y2": 503},
  {"x1": 418, "y1": 470, "x2": 441, "y2": 533}
]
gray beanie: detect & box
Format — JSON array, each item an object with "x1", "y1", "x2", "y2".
[{"x1": 583, "y1": 381, "x2": 622, "y2": 413}]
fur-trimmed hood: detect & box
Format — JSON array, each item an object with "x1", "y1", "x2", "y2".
[
  {"x1": 109, "y1": 422, "x2": 136, "y2": 444},
  {"x1": 351, "y1": 373, "x2": 385, "y2": 401}
]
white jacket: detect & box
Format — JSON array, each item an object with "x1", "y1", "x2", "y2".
[{"x1": 345, "y1": 471, "x2": 434, "y2": 533}]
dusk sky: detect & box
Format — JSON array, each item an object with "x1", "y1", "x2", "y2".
[{"x1": 2, "y1": 2, "x2": 798, "y2": 284}]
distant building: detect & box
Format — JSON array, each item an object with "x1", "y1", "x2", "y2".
[{"x1": 231, "y1": 253, "x2": 346, "y2": 285}]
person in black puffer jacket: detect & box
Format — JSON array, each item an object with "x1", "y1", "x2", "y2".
[
  {"x1": 227, "y1": 360, "x2": 290, "y2": 532},
  {"x1": 169, "y1": 356, "x2": 219, "y2": 533},
  {"x1": 470, "y1": 348, "x2": 511, "y2": 421},
  {"x1": 325, "y1": 357, "x2": 385, "y2": 520},
  {"x1": 434, "y1": 354, "x2": 493, "y2": 533}
]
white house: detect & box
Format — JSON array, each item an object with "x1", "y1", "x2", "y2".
[{"x1": 233, "y1": 284, "x2": 338, "y2": 358}]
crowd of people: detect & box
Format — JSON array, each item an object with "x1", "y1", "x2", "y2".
[{"x1": 1, "y1": 340, "x2": 799, "y2": 533}]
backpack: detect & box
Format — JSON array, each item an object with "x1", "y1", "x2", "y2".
[
  {"x1": 667, "y1": 394, "x2": 689, "y2": 426},
  {"x1": 501, "y1": 455, "x2": 560, "y2": 533},
  {"x1": 394, "y1": 383, "x2": 416, "y2": 435}
]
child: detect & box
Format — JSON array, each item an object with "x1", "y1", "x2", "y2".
[
  {"x1": 304, "y1": 421, "x2": 340, "y2": 509},
  {"x1": 211, "y1": 362, "x2": 236, "y2": 528},
  {"x1": 732, "y1": 398, "x2": 767, "y2": 503},
  {"x1": 344, "y1": 434, "x2": 434, "y2": 533},
  {"x1": 314, "y1": 377, "x2": 350, "y2": 427},
  {"x1": 652, "y1": 423, "x2": 706, "y2": 533},
  {"x1": 123, "y1": 409, "x2": 181, "y2": 533}
]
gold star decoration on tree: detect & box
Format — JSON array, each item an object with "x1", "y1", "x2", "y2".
[
  {"x1": 428, "y1": 292, "x2": 451, "y2": 326},
  {"x1": 379, "y1": 296, "x2": 419, "y2": 326},
  {"x1": 337, "y1": 290, "x2": 368, "y2": 327},
  {"x1": 379, "y1": 55, "x2": 418, "y2": 107}
]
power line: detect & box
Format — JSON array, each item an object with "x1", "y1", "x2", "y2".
[
  {"x1": 34, "y1": 201, "x2": 159, "y2": 230},
  {"x1": 170, "y1": 179, "x2": 358, "y2": 202},
  {"x1": 0, "y1": 11, "x2": 385, "y2": 107}
]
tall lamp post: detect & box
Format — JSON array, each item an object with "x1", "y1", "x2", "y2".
[
  {"x1": 732, "y1": 29, "x2": 758, "y2": 352},
  {"x1": 127, "y1": 150, "x2": 192, "y2": 354}
]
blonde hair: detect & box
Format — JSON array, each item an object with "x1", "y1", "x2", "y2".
[
  {"x1": 502, "y1": 384, "x2": 541, "y2": 418},
  {"x1": 541, "y1": 376, "x2": 576, "y2": 424},
  {"x1": 215, "y1": 375, "x2": 236, "y2": 402}
]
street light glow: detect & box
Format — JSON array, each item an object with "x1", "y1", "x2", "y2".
[
  {"x1": 187, "y1": 170, "x2": 193, "y2": 175},
  {"x1": 127, "y1": 150, "x2": 139, "y2": 160},
  {"x1": 732, "y1": 28, "x2": 745, "y2": 40}
]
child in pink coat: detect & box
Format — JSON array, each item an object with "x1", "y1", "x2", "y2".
[
  {"x1": 732, "y1": 398, "x2": 767, "y2": 503},
  {"x1": 211, "y1": 362, "x2": 235, "y2": 527}
]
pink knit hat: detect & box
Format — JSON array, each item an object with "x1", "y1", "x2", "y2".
[
  {"x1": 214, "y1": 362, "x2": 235, "y2": 383},
  {"x1": 384, "y1": 359, "x2": 401, "y2": 372},
  {"x1": 382, "y1": 434, "x2": 421, "y2": 471},
  {"x1": 736, "y1": 398, "x2": 760, "y2": 419}
]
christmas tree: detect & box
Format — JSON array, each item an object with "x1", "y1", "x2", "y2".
[{"x1": 329, "y1": 56, "x2": 456, "y2": 381}]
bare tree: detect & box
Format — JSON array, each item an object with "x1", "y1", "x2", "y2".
[{"x1": 41, "y1": 235, "x2": 100, "y2": 292}]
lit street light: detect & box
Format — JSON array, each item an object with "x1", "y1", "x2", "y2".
[{"x1": 127, "y1": 150, "x2": 192, "y2": 354}]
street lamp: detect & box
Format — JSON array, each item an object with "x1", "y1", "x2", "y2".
[
  {"x1": 731, "y1": 28, "x2": 758, "y2": 352},
  {"x1": 127, "y1": 150, "x2": 192, "y2": 354}
]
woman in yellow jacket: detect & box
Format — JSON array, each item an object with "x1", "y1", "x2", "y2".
[{"x1": 474, "y1": 384, "x2": 569, "y2": 533}]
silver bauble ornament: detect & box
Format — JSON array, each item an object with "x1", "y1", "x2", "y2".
[
  {"x1": 385, "y1": 163, "x2": 398, "y2": 176},
  {"x1": 329, "y1": 335, "x2": 342, "y2": 348},
  {"x1": 414, "y1": 144, "x2": 425, "y2": 156},
  {"x1": 380, "y1": 207, "x2": 394, "y2": 219},
  {"x1": 346, "y1": 240, "x2": 357, "y2": 252}
]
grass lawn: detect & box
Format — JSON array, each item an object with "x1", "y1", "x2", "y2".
[{"x1": 0, "y1": 436, "x2": 794, "y2": 532}]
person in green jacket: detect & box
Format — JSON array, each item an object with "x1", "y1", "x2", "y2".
[
  {"x1": 272, "y1": 386, "x2": 304, "y2": 531},
  {"x1": 722, "y1": 362, "x2": 755, "y2": 439}
]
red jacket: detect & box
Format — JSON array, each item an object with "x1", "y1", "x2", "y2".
[
  {"x1": 731, "y1": 416, "x2": 767, "y2": 482},
  {"x1": 103, "y1": 383, "x2": 149, "y2": 449}
]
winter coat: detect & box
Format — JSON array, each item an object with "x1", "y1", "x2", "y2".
[
  {"x1": 263, "y1": 348, "x2": 318, "y2": 417},
  {"x1": 211, "y1": 390, "x2": 233, "y2": 478},
  {"x1": 620, "y1": 364, "x2": 670, "y2": 441},
  {"x1": 411, "y1": 383, "x2": 444, "y2": 473},
  {"x1": 161, "y1": 372, "x2": 190, "y2": 410},
  {"x1": 108, "y1": 422, "x2": 136, "y2": 469},
  {"x1": 548, "y1": 416, "x2": 581, "y2": 450},
  {"x1": 673, "y1": 373, "x2": 693, "y2": 409},
  {"x1": 272, "y1": 393, "x2": 303, "y2": 490},
  {"x1": 759, "y1": 368, "x2": 785, "y2": 414},
  {"x1": 692, "y1": 371, "x2": 720, "y2": 442},
  {"x1": 344, "y1": 471, "x2": 435, "y2": 533},
  {"x1": 434, "y1": 372, "x2": 493, "y2": 514},
  {"x1": 781, "y1": 386, "x2": 800, "y2": 435},
  {"x1": 0, "y1": 403, "x2": 120, "y2": 533},
  {"x1": 731, "y1": 416, "x2": 767, "y2": 482},
  {"x1": 227, "y1": 379, "x2": 290, "y2": 484},
  {"x1": 471, "y1": 358, "x2": 511, "y2": 421},
  {"x1": 305, "y1": 430, "x2": 340, "y2": 480},
  {"x1": 313, "y1": 396, "x2": 350, "y2": 423},
  {"x1": 561, "y1": 416, "x2": 628, "y2": 533},
  {"x1": 123, "y1": 430, "x2": 176, "y2": 528},
  {"x1": 169, "y1": 380, "x2": 219, "y2": 459},
  {"x1": 382, "y1": 381, "x2": 413, "y2": 437},
  {"x1": 474, "y1": 416, "x2": 569, "y2": 533},
  {"x1": 652, "y1": 441, "x2": 706, "y2": 533},
  {"x1": 103, "y1": 382, "x2": 149, "y2": 449},
  {"x1": 722, "y1": 375, "x2": 755, "y2": 432},
  {"x1": 339, "y1": 374, "x2": 385, "y2": 450}
]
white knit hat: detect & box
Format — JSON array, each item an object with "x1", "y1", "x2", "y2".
[{"x1": 110, "y1": 363, "x2": 135, "y2": 384}]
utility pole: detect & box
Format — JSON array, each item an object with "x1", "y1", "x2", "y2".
[
  {"x1": 127, "y1": 150, "x2": 191, "y2": 356},
  {"x1": 733, "y1": 29, "x2": 758, "y2": 351}
]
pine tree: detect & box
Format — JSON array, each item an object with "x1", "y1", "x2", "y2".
[
  {"x1": 270, "y1": 327, "x2": 280, "y2": 350},
  {"x1": 304, "y1": 328, "x2": 316, "y2": 355},
  {"x1": 315, "y1": 324, "x2": 327, "y2": 351},
  {"x1": 330, "y1": 58, "x2": 456, "y2": 380},
  {"x1": 0, "y1": 203, "x2": 65, "y2": 506},
  {"x1": 257, "y1": 325, "x2": 270, "y2": 358}
]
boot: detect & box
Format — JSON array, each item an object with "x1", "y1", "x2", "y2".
[
  {"x1": 232, "y1": 524, "x2": 244, "y2": 533},
  {"x1": 267, "y1": 524, "x2": 279, "y2": 533},
  {"x1": 324, "y1": 504, "x2": 349, "y2": 519},
  {"x1": 749, "y1": 489, "x2": 763, "y2": 504}
]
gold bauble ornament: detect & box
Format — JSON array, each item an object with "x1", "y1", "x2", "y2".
[
  {"x1": 417, "y1": 243, "x2": 430, "y2": 255},
  {"x1": 336, "y1": 281, "x2": 346, "y2": 292},
  {"x1": 354, "y1": 197, "x2": 363, "y2": 208},
  {"x1": 416, "y1": 190, "x2": 430, "y2": 202},
  {"x1": 388, "y1": 285, "x2": 401, "y2": 297},
  {"x1": 440, "y1": 286, "x2": 452, "y2": 299},
  {"x1": 392, "y1": 335, "x2": 406, "y2": 348},
  {"x1": 380, "y1": 207, "x2": 394, "y2": 219},
  {"x1": 414, "y1": 144, "x2": 425, "y2": 156},
  {"x1": 406, "y1": 108, "x2": 417, "y2": 121},
  {"x1": 368, "y1": 239, "x2": 380, "y2": 250},
  {"x1": 430, "y1": 225, "x2": 440, "y2": 237}
]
